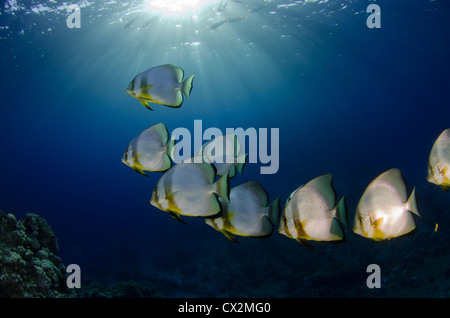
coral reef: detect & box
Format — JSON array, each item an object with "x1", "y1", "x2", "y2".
[
  {"x1": 0, "y1": 210, "x2": 74, "y2": 298},
  {"x1": 79, "y1": 280, "x2": 159, "y2": 298}
]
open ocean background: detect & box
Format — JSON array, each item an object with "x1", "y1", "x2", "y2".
[{"x1": 1, "y1": 0, "x2": 450, "y2": 297}]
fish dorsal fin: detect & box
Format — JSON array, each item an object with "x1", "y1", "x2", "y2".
[
  {"x1": 150, "y1": 122, "x2": 169, "y2": 144},
  {"x1": 305, "y1": 174, "x2": 335, "y2": 207},
  {"x1": 162, "y1": 64, "x2": 184, "y2": 82},
  {"x1": 286, "y1": 185, "x2": 304, "y2": 206},
  {"x1": 196, "y1": 161, "x2": 216, "y2": 184},
  {"x1": 200, "y1": 136, "x2": 222, "y2": 162},
  {"x1": 226, "y1": 134, "x2": 241, "y2": 157},
  {"x1": 374, "y1": 168, "x2": 407, "y2": 201},
  {"x1": 196, "y1": 139, "x2": 212, "y2": 158},
  {"x1": 200, "y1": 134, "x2": 241, "y2": 161},
  {"x1": 438, "y1": 128, "x2": 450, "y2": 141},
  {"x1": 235, "y1": 181, "x2": 269, "y2": 207}
]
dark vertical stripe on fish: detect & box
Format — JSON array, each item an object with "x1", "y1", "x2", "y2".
[{"x1": 140, "y1": 74, "x2": 148, "y2": 90}]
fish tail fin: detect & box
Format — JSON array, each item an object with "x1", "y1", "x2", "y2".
[
  {"x1": 227, "y1": 165, "x2": 237, "y2": 178},
  {"x1": 267, "y1": 196, "x2": 281, "y2": 227},
  {"x1": 166, "y1": 138, "x2": 176, "y2": 161},
  {"x1": 335, "y1": 196, "x2": 348, "y2": 227},
  {"x1": 406, "y1": 187, "x2": 421, "y2": 216},
  {"x1": 181, "y1": 74, "x2": 194, "y2": 98},
  {"x1": 215, "y1": 171, "x2": 230, "y2": 203},
  {"x1": 235, "y1": 153, "x2": 248, "y2": 175}
]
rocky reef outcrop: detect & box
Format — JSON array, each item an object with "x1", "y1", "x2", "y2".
[{"x1": 0, "y1": 210, "x2": 74, "y2": 297}]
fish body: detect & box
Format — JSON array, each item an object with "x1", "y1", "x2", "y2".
[
  {"x1": 195, "y1": 134, "x2": 247, "y2": 178},
  {"x1": 226, "y1": 16, "x2": 245, "y2": 23},
  {"x1": 427, "y1": 128, "x2": 450, "y2": 191},
  {"x1": 216, "y1": 0, "x2": 229, "y2": 12},
  {"x1": 353, "y1": 168, "x2": 420, "y2": 241},
  {"x1": 206, "y1": 181, "x2": 280, "y2": 242},
  {"x1": 213, "y1": 153, "x2": 247, "y2": 177},
  {"x1": 278, "y1": 174, "x2": 347, "y2": 245},
  {"x1": 210, "y1": 20, "x2": 226, "y2": 30},
  {"x1": 150, "y1": 161, "x2": 230, "y2": 223},
  {"x1": 126, "y1": 64, "x2": 194, "y2": 109},
  {"x1": 122, "y1": 123, "x2": 175, "y2": 176},
  {"x1": 249, "y1": 3, "x2": 266, "y2": 13}
]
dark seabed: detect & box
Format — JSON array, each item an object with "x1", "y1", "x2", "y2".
[{"x1": 1, "y1": 0, "x2": 450, "y2": 298}]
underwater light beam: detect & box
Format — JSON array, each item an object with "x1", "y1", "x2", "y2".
[{"x1": 145, "y1": 0, "x2": 209, "y2": 16}]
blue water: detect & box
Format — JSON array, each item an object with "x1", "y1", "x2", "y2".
[{"x1": 1, "y1": 0, "x2": 450, "y2": 297}]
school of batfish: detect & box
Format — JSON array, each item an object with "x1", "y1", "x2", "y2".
[{"x1": 123, "y1": 64, "x2": 450, "y2": 245}]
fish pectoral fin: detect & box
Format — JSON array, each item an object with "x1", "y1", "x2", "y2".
[
  {"x1": 370, "y1": 217, "x2": 387, "y2": 240},
  {"x1": 227, "y1": 211, "x2": 236, "y2": 220},
  {"x1": 295, "y1": 219, "x2": 309, "y2": 238},
  {"x1": 168, "y1": 212, "x2": 186, "y2": 224},
  {"x1": 132, "y1": 153, "x2": 143, "y2": 162},
  {"x1": 140, "y1": 100, "x2": 153, "y2": 111},
  {"x1": 138, "y1": 85, "x2": 153, "y2": 99},
  {"x1": 371, "y1": 216, "x2": 384, "y2": 228},
  {"x1": 143, "y1": 84, "x2": 153, "y2": 91}
]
